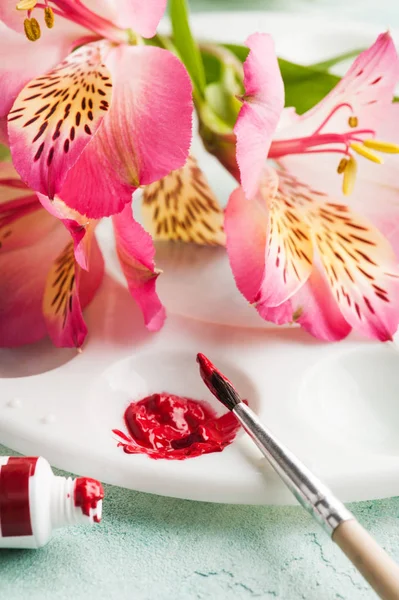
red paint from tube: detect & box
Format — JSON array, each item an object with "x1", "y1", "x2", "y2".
[
  {"x1": 113, "y1": 392, "x2": 240, "y2": 460},
  {"x1": 74, "y1": 478, "x2": 104, "y2": 520},
  {"x1": 0, "y1": 457, "x2": 38, "y2": 537}
]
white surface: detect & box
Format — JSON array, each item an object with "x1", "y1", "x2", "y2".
[{"x1": 1, "y1": 13, "x2": 399, "y2": 505}]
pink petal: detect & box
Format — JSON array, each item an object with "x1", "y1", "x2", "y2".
[
  {"x1": 59, "y1": 44, "x2": 193, "y2": 218},
  {"x1": 0, "y1": 22, "x2": 83, "y2": 118},
  {"x1": 234, "y1": 33, "x2": 284, "y2": 199},
  {"x1": 8, "y1": 42, "x2": 112, "y2": 200},
  {"x1": 293, "y1": 267, "x2": 352, "y2": 341},
  {"x1": 84, "y1": 0, "x2": 167, "y2": 38},
  {"x1": 0, "y1": 162, "x2": 57, "y2": 251},
  {"x1": 37, "y1": 193, "x2": 95, "y2": 270},
  {"x1": 225, "y1": 177, "x2": 271, "y2": 303},
  {"x1": 256, "y1": 300, "x2": 293, "y2": 325},
  {"x1": 275, "y1": 32, "x2": 399, "y2": 141},
  {"x1": 0, "y1": 215, "x2": 69, "y2": 346},
  {"x1": 43, "y1": 232, "x2": 104, "y2": 348},
  {"x1": 0, "y1": 117, "x2": 8, "y2": 145},
  {"x1": 112, "y1": 204, "x2": 165, "y2": 332}
]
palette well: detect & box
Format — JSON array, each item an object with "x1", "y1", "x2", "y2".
[{"x1": 1, "y1": 13, "x2": 399, "y2": 505}]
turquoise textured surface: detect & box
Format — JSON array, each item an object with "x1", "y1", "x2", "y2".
[
  {"x1": 2, "y1": 1, "x2": 399, "y2": 599},
  {"x1": 1, "y1": 441, "x2": 399, "y2": 600},
  {"x1": 1, "y1": 443, "x2": 399, "y2": 600}
]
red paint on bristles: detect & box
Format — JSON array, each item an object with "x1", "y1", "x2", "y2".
[{"x1": 196, "y1": 353, "x2": 241, "y2": 411}]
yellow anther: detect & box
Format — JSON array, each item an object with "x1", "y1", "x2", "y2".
[
  {"x1": 44, "y1": 6, "x2": 54, "y2": 28},
  {"x1": 363, "y1": 139, "x2": 399, "y2": 154},
  {"x1": 350, "y1": 142, "x2": 383, "y2": 164},
  {"x1": 342, "y1": 156, "x2": 357, "y2": 196},
  {"x1": 348, "y1": 116, "x2": 358, "y2": 128},
  {"x1": 292, "y1": 307, "x2": 303, "y2": 321},
  {"x1": 16, "y1": 0, "x2": 37, "y2": 9},
  {"x1": 337, "y1": 157, "x2": 349, "y2": 174},
  {"x1": 23, "y1": 17, "x2": 41, "y2": 41}
]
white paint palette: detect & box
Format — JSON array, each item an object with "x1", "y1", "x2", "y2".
[{"x1": 1, "y1": 13, "x2": 399, "y2": 505}]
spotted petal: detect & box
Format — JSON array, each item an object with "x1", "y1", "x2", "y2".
[
  {"x1": 256, "y1": 170, "x2": 313, "y2": 307},
  {"x1": 310, "y1": 200, "x2": 399, "y2": 341},
  {"x1": 42, "y1": 232, "x2": 104, "y2": 348},
  {"x1": 225, "y1": 182, "x2": 270, "y2": 304},
  {"x1": 142, "y1": 156, "x2": 225, "y2": 246},
  {"x1": 8, "y1": 42, "x2": 112, "y2": 199},
  {"x1": 59, "y1": 44, "x2": 193, "y2": 218},
  {"x1": 275, "y1": 32, "x2": 399, "y2": 141},
  {"x1": 113, "y1": 204, "x2": 165, "y2": 332}
]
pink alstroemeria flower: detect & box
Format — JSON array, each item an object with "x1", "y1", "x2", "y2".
[
  {"x1": 0, "y1": 160, "x2": 165, "y2": 348},
  {"x1": 225, "y1": 32, "x2": 399, "y2": 341},
  {"x1": 0, "y1": 0, "x2": 193, "y2": 218}
]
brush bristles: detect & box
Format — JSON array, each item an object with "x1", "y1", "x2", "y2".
[{"x1": 210, "y1": 372, "x2": 241, "y2": 411}]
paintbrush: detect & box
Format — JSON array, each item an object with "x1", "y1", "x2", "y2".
[{"x1": 196, "y1": 353, "x2": 399, "y2": 600}]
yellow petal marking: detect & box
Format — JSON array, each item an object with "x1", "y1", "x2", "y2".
[{"x1": 42, "y1": 240, "x2": 76, "y2": 328}]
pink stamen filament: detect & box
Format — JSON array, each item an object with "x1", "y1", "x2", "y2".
[
  {"x1": 269, "y1": 102, "x2": 376, "y2": 160},
  {"x1": 33, "y1": 1, "x2": 127, "y2": 43},
  {"x1": 269, "y1": 130, "x2": 376, "y2": 159},
  {"x1": 312, "y1": 102, "x2": 353, "y2": 135}
]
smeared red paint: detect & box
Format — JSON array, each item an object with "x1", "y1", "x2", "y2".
[
  {"x1": 74, "y1": 478, "x2": 104, "y2": 521},
  {"x1": 113, "y1": 392, "x2": 240, "y2": 460},
  {"x1": 0, "y1": 457, "x2": 38, "y2": 537}
]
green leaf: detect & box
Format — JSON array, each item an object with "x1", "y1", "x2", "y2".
[
  {"x1": 222, "y1": 43, "x2": 249, "y2": 63},
  {"x1": 309, "y1": 48, "x2": 364, "y2": 71},
  {"x1": 278, "y1": 58, "x2": 340, "y2": 114},
  {"x1": 203, "y1": 41, "x2": 399, "y2": 114},
  {"x1": 169, "y1": 0, "x2": 206, "y2": 98}
]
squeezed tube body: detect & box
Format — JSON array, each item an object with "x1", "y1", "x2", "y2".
[{"x1": 0, "y1": 456, "x2": 103, "y2": 549}]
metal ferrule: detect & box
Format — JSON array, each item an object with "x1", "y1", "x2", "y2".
[{"x1": 233, "y1": 402, "x2": 353, "y2": 536}]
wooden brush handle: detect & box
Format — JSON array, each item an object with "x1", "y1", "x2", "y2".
[{"x1": 333, "y1": 519, "x2": 399, "y2": 599}]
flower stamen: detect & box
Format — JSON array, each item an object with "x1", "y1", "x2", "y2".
[
  {"x1": 16, "y1": 0, "x2": 37, "y2": 9},
  {"x1": 337, "y1": 157, "x2": 349, "y2": 174},
  {"x1": 44, "y1": 6, "x2": 55, "y2": 28},
  {"x1": 363, "y1": 139, "x2": 399, "y2": 154},
  {"x1": 342, "y1": 156, "x2": 357, "y2": 196},
  {"x1": 23, "y1": 17, "x2": 41, "y2": 41},
  {"x1": 350, "y1": 142, "x2": 383, "y2": 164},
  {"x1": 348, "y1": 116, "x2": 358, "y2": 128}
]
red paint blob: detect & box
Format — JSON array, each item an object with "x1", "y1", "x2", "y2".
[
  {"x1": 113, "y1": 393, "x2": 240, "y2": 460},
  {"x1": 74, "y1": 478, "x2": 104, "y2": 520}
]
